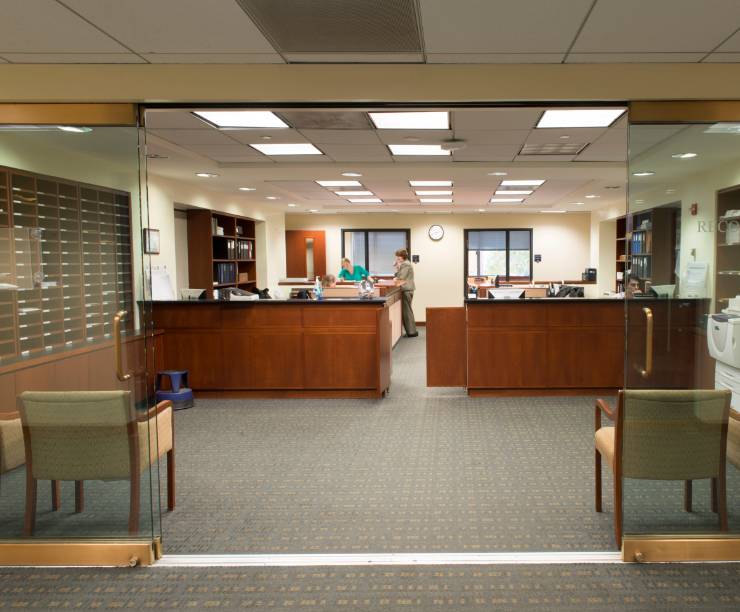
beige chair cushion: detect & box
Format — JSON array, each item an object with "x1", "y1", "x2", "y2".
[
  {"x1": 138, "y1": 405, "x2": 173, "y2": 468},
  {"x1": 595, "y1": 426, "x2": 616, "y2": 470},
  {"x1": 0, "y1": 418, "x2": 24, "y2": 474},
  {"x1": 728, "y1": 416, "x2": 740, "y2": 470}
]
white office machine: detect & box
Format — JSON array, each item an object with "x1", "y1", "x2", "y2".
[
  {"x1": 488, "y1": 288, "x2": 525, "y2": 299},
  {"x1": 707, "y1": 295, "x2": 740, "y2": 412}
]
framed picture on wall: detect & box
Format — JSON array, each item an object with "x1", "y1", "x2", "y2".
[{"x1": 143, "y1": 228, "x2": 160, "y2": 254}]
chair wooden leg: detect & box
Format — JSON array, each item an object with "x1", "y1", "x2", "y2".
[
  {"x1": 50, "y1": 480, "x2": 61, "y2": 511},
  {"x1": 128, "y1": 472, "x2": 140, "y2": 535},
  {"x1": 614, "y1": 475, "x2": 623, "y2": 550},
  {"x1": 595, "y1": 450, "x2": 602, "y2": 512},
  {"x1": 711, "y1": 478, "x2": 719, "y2": 514},
  {"x1": 24, "y1": 475, "x2": 37, "y2": 537},
  {"x1": 75, "y1": 481, "x2": 84, "y2": 513},
  {"x1": 717, "y1": 473, "x2": 728, "y2": 532},
  {"x1": 166, "y1": 449, "x2": 175, "y2": 512},
  {"x1": 684, "y1": 480, "x2": 692, "y2": 512}
]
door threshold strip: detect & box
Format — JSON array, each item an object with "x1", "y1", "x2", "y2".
[{"x1": 157, "y1": 551, "x2": 623, "y2": 567}]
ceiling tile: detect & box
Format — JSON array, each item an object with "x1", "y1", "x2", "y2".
[
  {"x1": 149, "y1": 129, "x2": 242, "y2": 146},
  {"x1": 716, "y1": 28, "x2": 740, "y2": 52},
  {"x1": 225, "y1": 129, "x2": 308, "y2": 145},
  {"x1": 703, "y1": 53, "x2": 740, "y2": 62},
  {"x1": 145, "y1": 112, "x2": 211, "y2": 130},
  {"x1": 186, "y1": 144, "x2": 262, "y2": 157},
  {"x1": 64, "y1": 0, "x2": 277, "y2": 53},
  {"x1": 298, "y1": 129, "x2": 381, "y2": 145},
  {"x1": 257, "y1": 155, "x2": 332, "y2": 163},
  {"x1": 452, "y1": 144, "x2": 520, "y2": 161},
  {"x1": 376, "y1": 129, "x2": 453, "y2": 144},
  {"x1": 0, "y1": 53, "x2": 145, "y2": 63},
  {"x1": 525, "y1": 127, "x2": 607, "y2": 144},
  {"x1": 212, "y1": 155, "x2": 275, "y2": 164},
  {"x1": 572, "y1": 0, "x2": 740, "y2": 53},
  {"x1": 141, "y1": 53, "x2": 283, "y2": 63},
  {"x1": 567, "y1": 53, "x2": 705, "y2": 63},
  {"x1": 0, "y1": 0, "x2": 128, "y2": 52},
  {"x1": 453, "y1": 129, "x2": 531, "y2": 145},
  {"x1": 283, "y1": 53, "x2": 424, "y2": 63},
  {"x1": 514, "y1": 154, "x2": 575, "y2": 162},
  {"x1": 575, "y1": 142, "x2": 627, "y2": 162},
  {"x1": 320, "y1": 145, "x2": 392, "y2": 162},
  {"x1": 454, "y1": 109, "x2": 544, "y2": 131},
  {"x1": 427, "y1": 53, "x2": 563, "y2": 63},
  {"x1": 420, "y1": 0, "x2": 593, "y2": 53}
]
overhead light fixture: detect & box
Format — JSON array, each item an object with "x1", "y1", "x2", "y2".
[
  {"x1": 570, "y1": 202, "x2": 585, "y2": 206},
  {"x1": 388, "y1": 144, "x2": 450, "y2": 156},
  {"x1": 671, "y1": 152, "x2": 697, "y2": 159},
  {"x1": 287, "y1": 203, "x2": 298, "y2": 208},
  {"x1": 536, "y1": 108, "x2": 625, "y2": 128},
  {"x1": 519, "y1": 142, "x2": 586, "y2": 155},
  {"x1": 541, "y1": 210, "x2": 566, "y2": 214},
  {"x1": 559, "y1": 135, "x2": 570, "y2": 140},
  {"x1": 348, "y1": 198, "x2": 382, "y2": 203},
  {"x1": 704, "y1": 123, "x2": 740, "y2": 134},
  {"x1": 334, "y1": 190, "x2": 373, "y2": 196},
  {"x1": 250, "y1": 143, "x2": 322, "y2": 155},
  {"x1": 666, "y1": 188, "x2": 677, "y2": 194},
  {"x1": 415, "y1": 190, "x2": 453, "y2": 196},
  {"x1": 57, "y1": 126, "x2": 93, "y2": 133},
  {"x1": 604, "y1": 185, "x2": 621, "y2": 189},
  {"x1": 341, "y1": 172, "x2": 362, "y2": 177},
  {"x1": 409, "y1": 180, "x2": 452, "y2": 187},
  {"x1": 490, "y1": 198, "x2": 524, "y2": 203},
  {"x1": 369, "y1": 111, "x2": 449, "y2": 130},
  {"x1": 495, "y1": 190, "x2": 532, "y2": 195},
  {"x1": 635, "y1": 199, "x2": 645, "y2": 204},
  {"x1": 420, "y1": 198, "x2": 452, "y2": 203},
  {"x1": 585, "y1": 194, "x2": 599, "y2": 199},
  {"x1": 238, "y1": 187, "x2": 256, "y2": 191},
  {"x1": 501, "y1": 179, "x2": 545, "y2": 186},
  {"x1": 632, "y1": 171, "x2": 655, "y2": 177},
  {"x1": 478, "y1": 208, "x2": 486, "y2": 212},
  {"x1": 195, "y1": 172, "x2": 218, "y2": 178},
  {"x1": 488, "y1": 171, "x2": 508, "y2": 176},
  {"x1": 308, "y1": 209, "x2": 319, "y2": 213},
  {"x1": 192, "y1": 110, "x2": 288, "y2": 129},
  {"x1": 316, "y1": 180, "x2": 362, "y2": 187},
  {"x1": 265, "y1": 196, "x2": 279, "y2": 200}
]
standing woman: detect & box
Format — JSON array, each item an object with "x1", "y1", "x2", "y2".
[{"x1": 393, "y1": 249, "x2": 418, "y2": 337}]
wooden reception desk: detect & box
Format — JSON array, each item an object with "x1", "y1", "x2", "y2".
[
  {"x1": 148, "y1": 289, "x2": 400, "y2": 399},
  {"x1": 427, "y1": 298, "x2": 710, "y2": 395}
]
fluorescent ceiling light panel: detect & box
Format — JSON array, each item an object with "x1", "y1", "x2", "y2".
[
  {"x1": 369, "y1": 111, "x2": 449, "y2": 130},
  {"x1": 500, "y1": 179, "x2": 545, "y2": 186},
  {"x1": 494, "y1": 190, "x2": 532, "y2": 195},
  {"x1": 389, "y1": 144, "x2": 450, "y2": 156},
  {"x1": 541, "y1": 210, "x2": 566, "y2": 213},
  {"x1": 250, "y1": 143, "x2": 322, "y2": 155},
  {"x1": 348, "y1": 198, "x2": 382, "y2": 203},
  {"x1": 420, "y1": 198, "x2": 452, "y2": 203},
  {"x1": 409, "y1": 180, "x2": 452, "y2": 187},
  {"x1": 316, "y1": 180, "x2": 362, "y2": 187},
  {"x1": 490, "y1": 198, "x2": 524, "y2": 203},
  {"x1": 415, "y1": 190, "x2": 453, "y2": 196},
  {"x1": 536, "y1": 108, "x2": 625, "y2": 128},
  {"x1": 334, "y1": 191, "x2": 373, "y2": 196},
  {"x1": 632, "y1": 171, "x2": 655, "y2": 177},
  {"x1": 341, "y1": 172, "x2": 362, "y2": 177},
  {"x1": 193, "y1": 110, "x2": 288, "y2": 129}
]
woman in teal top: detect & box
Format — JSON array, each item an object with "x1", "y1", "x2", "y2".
[{"x1": 337, "y1": 257, "x2": 371, "y2": 281}]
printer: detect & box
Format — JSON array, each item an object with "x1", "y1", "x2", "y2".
[{"x1": 708, "y1": 295, "x2": 740, "y2": 411}]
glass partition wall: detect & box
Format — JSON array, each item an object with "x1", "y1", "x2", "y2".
[
  {"x1": 619, "y1": 109, "x2": 740, "y2": 560},
  {"x1": 0, "y1": 108, "x2": 163, "y2": 564}
]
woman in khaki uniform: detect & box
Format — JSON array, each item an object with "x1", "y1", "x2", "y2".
[{"x1": 393, "y1": 249, "x2": 418, "y2": 337}]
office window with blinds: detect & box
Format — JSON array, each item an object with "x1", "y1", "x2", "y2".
[
  {"x1": 341, "y1": 229, "x2": 410, "y2": 276},
  {"x1": 465, "y1": 229, "x2": 532, "y2": 281}
]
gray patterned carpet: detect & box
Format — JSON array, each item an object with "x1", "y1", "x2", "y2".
[
  {"x1": 1, "y1": 330, "x2": 738, "y2": 552},
  {"x1": 1, "y1": 564, "x2": 740, "y2": 611}
]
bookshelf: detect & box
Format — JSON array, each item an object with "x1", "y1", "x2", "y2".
[
  {"x1": 716, "y1": 185, "x2": 740, "y2": 308},
  {"x1": 186, "y1": 209, "x2": 257, "y2": 299}
]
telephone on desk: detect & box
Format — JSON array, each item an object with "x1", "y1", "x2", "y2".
[{"x1": 222, "y1": 287, "x2": 259, "y2": 301}]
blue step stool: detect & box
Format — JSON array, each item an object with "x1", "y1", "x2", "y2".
[{"x1": 155, "y1": 370, "x2": 194, "y2": 410}]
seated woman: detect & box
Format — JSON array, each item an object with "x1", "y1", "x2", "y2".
[
  {"x1": 337, "y1": 257, "x2": 372, "y2": 282},
  {"x1": 321, "y1": 274, "x2": 336, "y2": 288}
]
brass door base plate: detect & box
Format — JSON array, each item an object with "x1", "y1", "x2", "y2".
[
  {"x1": 623, "y1": 536, "x2": 740, "y2": 562},
  {"x1": 0, "y1": 539, "x2": 158, "y2": 567}
]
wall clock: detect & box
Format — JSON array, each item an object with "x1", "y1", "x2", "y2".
[{"x1": 428, "y1": 224, "x2": 444, "y2": 241}]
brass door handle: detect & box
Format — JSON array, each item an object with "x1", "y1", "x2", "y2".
[
  {"x1": 640, "y1": 306, "x2": 654, "y2": 379},
  {"x1": 113, "y1": 310, "x2": 132, "y2": 382}
]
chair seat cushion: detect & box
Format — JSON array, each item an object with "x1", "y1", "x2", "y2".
[
  {"x1": 138, "y1": 405, "x2": 173, "y2": 469},
  {"x1": 595, "y1": 426, "x2": 616, "y2": 470},
  {"x1": 0, "y1": 418, "x2": 24, "y2": 474}
]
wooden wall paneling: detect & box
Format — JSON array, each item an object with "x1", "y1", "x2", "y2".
[
  {"x1": 223, "y1": 304, "x2": 301, "y2": 329},
  {"x1": 0, "y1": 373, "x2": 16, "y2": 411},
  {"x1": 467, "y1": 329, "x2": 549, "y2": 388},
  {"x1": 467, "y1": 302, "x2": 543, "y2": 328},
  {"x1": 163, "y1": 331, "x2": 223, "y2": 390},
  {"x1": 426, "y1": 307, "x2": 467, "y2": 387},
  {"x1": 153, "y1": 303, "x2": 222, "y2": 329},
  {"x1": 51, "y1": 353, "x2": 90, "y2": 391},
  {"x1": 546, "y1": 328, "x2": 624, "y2": 388},
  {"x1": 303, "y1": 307, "x2": 377, "y2": 329},
  {"x1": 285, "y1": 230, "x2": 326, "y2": 278},
  {"x1": 303, "y1": 330, "x2": 377, "y2": 389},
  {"x1": 186, "y1": 209, "x2": 214, "y2": 297},
  {"x1": 244, "y1": 331, "x2": 304, "y2": 389},
  {"x1": 14, "y1": 365, "x2": 53, "y2": 394},
  {"x1": 378, "y1": 307, "x2": 391, "y2": 394},
  {"x1": 389, "y1": 298, "x2": 402, "y2": 346}
]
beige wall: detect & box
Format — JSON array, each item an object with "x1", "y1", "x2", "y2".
[{"x1": 286, "y1": 212, "x2": 593, "y2": 320}]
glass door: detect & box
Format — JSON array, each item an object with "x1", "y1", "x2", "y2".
[
  {"x1": 0, "y1": 105, "x2": 164, "y2": 565},
  {"x1": 618, "y1": 105, "x2": 740, "y2": 559}
]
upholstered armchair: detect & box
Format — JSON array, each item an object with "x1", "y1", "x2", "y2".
[
  {"x1": 729, "y1": 410, "x2": 740, "y2": 471},
  {"x1": 594, "y1": 389, "x2": 731, "y2": 548},
  {"x1": 19, "y1": 391, "x2": 175, "y2": 536}
]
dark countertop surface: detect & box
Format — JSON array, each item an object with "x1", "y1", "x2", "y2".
[
  {"x1": 465, "y1": 297, "x2": 710, "y2": 304},
  {"x1": 145, "y1": 297, "x2": 389, "y2": 305}
]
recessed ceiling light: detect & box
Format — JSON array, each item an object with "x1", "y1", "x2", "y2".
[
  {"x1": 369, "y1": 111, "x2": 449, "y2": 130},
  {"x1": 570, "y1": 202, "x2": 585, "y2": 206},
  {"x1": 409, "y1": 180, "x2": 452, "y2": 187},
  {"x1": 478, "y1": 208, "x2": 486, "y2": 212},
  {"x1": 388, "y1": 144, "x2": 450, "y2": 156},
  {"x1": 666, "y1": 188, "x2": 677, "y2": 194},
  {"x1": 420, "y1": 198, "x2": 452, "y2": 203},
  {"x1": 260, "y1": 135, "x2": 272, "y2": 140},
  {"x1": 559, "y1": 135, "x2": 570, "y2": 140},
  {"x1": 490, "y1": 198, "x2": 524, "y2": 203},
  {"x1": 541, "y1": 210, "x2": 566, "y2": 213},
  {"x1": 265, "y1": 196, "x2": 279, "y2": 200},
  {"x1": 501, "y1": 179, "x2": 545, "y2": 186},
  {"x1": 250, "y1": 143, "x2": 323, "y2": 155},
  {"x1": 415, "y1": 190, "x2": 453, "y2": 196},
  {"x1": 671, "y1": 152, "x2": 697, "y2": 159},
  {"x1": 57, "y1": 126, "x2": 93, "y2": 133},
  {"x1": 536, "y1": 108, "x2": 625, "y2": 129},
  {"x1": 488, "y1": 171, "x2": 508, "y2": 176},
  {"x1": 635, "y1": 199, "x2": 645, "y2": 204},
  {"x1": 604, "y1": 185, "x2": 621, "y2": 189},
  {"x1": 238, "y1": 187, "x2": 256, "y2": 191},
  {"x1": 341, "y1": 172, "x2": 362, "y2": 177},
  {"x1": 348, "y1": 198, "x2": 382, "y2": 203},
  {"x1": 495, "y1": 190, "x2": 532, "y2": 195},
  {"x1": 308, "y1": 209, "x2": 319, "y2": 213},
  {"x1": 585, "y1": 194, "x2": 599, "y2": 199},
  {"x1": 192, "y1": 110, "x2": 288, "y2": 129},
  {"x1": 335, "y1": 190, "x2": 373, "y2": 196},
  {"x1": 317, "y1": 180, "x2": 362, "y2": 187},
  {"x1": 195, "y1": 172, "x2": 218, "y2": 178},
  {"x1": 632, "y1": 171, "x2": 655, "y2": 177},
  {"x1": 287, "y1": 203, "x2": 298, "y2": 208}
]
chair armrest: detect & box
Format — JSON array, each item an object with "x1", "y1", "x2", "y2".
[
  {"x1": 0, "y1": 410, "x2": 19, "y2": 421},
  {"x1": 730, "y1": 410, "x2": 740, "y2": 423},
  {"x1": 138, "y1": 400, "x2": 173, "y2": 422},
  {"x1": 594, "y1": 398, "x2": 615, "y2": 431}
]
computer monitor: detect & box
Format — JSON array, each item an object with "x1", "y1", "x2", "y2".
[
  {"x1": 180, "y1": 288, "x2": 206, "y2": 300},
  {"x1": 488, "y1": 288, "x2": 525, "y2": 299},
  {"x1": 649, "y1": 284, "x2": 676, "y2": 298}
]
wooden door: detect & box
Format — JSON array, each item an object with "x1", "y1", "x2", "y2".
[{"x1": 285, "y1": 230, "x2": 326, "y2": 278}]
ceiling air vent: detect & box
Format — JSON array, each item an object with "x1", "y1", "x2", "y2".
[
  {"x1": 278, "y1": 111, "x2": 373, "y2": 130},
  {"x1": 519, "y1": 143, "x2": 588, "y2": 156},
  {"x1": 236, "y1": 0, "x2": 423, "y2": 54}
]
